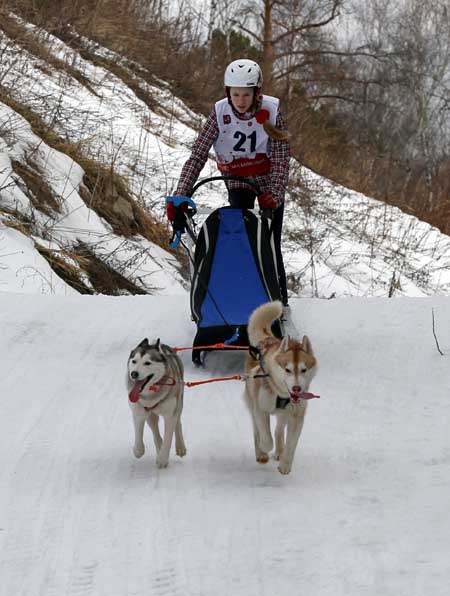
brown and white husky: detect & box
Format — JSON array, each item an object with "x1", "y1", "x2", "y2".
[{"x1": 244, "y1": 301, "x2": 318, "y2": 475}]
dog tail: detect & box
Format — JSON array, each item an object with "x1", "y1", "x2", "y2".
[{"x1": 247, "y1": 300, "x2": 283, "y2": 346}]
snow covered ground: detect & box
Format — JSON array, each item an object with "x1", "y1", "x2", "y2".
[{"x1": 1, "y1": 291, "x2": 449, "y2": 596}]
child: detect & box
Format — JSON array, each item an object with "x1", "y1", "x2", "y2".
[{"x1": 167, "y1": 58, "x2": 290, "y2": 306}]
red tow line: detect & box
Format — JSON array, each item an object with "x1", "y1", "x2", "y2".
[
  {"x1": 174, "y1": 343, "x2": 248, "y2": 387},
  {"x1": 173, "y1": 343, "x2": 248, "y2": 352},
  {"x1": 185, "y1": 375, "x2": 244, "y2": 388}
]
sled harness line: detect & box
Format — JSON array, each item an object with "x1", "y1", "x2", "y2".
[
  {"x1": 130, "y1": 373, "x2": 269, "y2": 400},
  {"x1": 170, "y1": 343, "x2": 273, "y2": 387},
  {"x1": 183, "y1": 375, "x2": 320, "y2": 398},
  {"x1": 184, "y1": 372, "x2": 269, "y2": 388},
  {"x1": 130, "y1": 371, "x2": 320, "y2": 398},
  {"x1": 173, "y1": 343, "x2": 249, "y2": 352}
]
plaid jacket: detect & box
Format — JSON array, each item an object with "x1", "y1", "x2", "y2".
[{"x1": 175, "y1": 106, "x2": 290, "y2": 206}]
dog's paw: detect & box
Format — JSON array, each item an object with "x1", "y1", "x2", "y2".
[
  {"x1": 256, "y1": 454, "x2": 270, "y2": 464},
  {"x1": 133, "y1": 444, "x2": 145, "y2": 458},
  {"x1": 274, "y1": 452, "x2": 282, "y2": 461},
  {"x1": 156, "y1": 457, "x2": 169, "y2": 469},
  {"x1": 176, "y1": 445, "x2": 187, "y2": 457},
  {"x1": 277, "y1": 461, "x2": 292, "y2": 475}
]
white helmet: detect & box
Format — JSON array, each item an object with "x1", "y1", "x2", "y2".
[{"x1": 224, "y1": 59, "x2": 262, "y2": 88}]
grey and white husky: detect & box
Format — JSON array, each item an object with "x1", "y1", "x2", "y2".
[{"x1": 127, "y1": 338, "x2": 186, "y2": 468}]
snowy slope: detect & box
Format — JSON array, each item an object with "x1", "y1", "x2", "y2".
[
  {"x1": 1, "y1": 16, "x2": 450, "y2": 298},
  {"x1": 1, "y1": 292, "x2": 449, "y2": 596}
]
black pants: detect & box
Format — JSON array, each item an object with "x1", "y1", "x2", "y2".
[{"x1": 228, "y1": 188, "x2": 288, "y2": 305}]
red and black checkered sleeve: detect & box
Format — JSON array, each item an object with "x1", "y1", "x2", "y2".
[
  {"x1": 174, "y1": 110, "x2": 219, "y2": 197},
  {"x1": 267, "y1": 110, "x2": 291, "y2": 205}
]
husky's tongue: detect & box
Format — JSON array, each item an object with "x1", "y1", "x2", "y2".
[
  {"x1": 129, "y1": 379, "x2": 149, "y2": 403},
  {"x1": 290, "y1": 389, "x2": 320, "y2": 402}
]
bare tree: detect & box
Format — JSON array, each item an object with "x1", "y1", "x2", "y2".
[
  {"x1": 345, "y1": 0, "x2": 450, "y2": 211},
  {"x1": 230, "y1": 0, "x2": 344, "y2": 91}
]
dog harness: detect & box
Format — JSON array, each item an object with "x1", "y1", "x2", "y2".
[{"x1": 276, "y1": 397, "x2": 291, "y2": 409}]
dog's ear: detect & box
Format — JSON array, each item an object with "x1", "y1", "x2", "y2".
[
  {"x1": 280, "y1": 335, "x2": 290, "y2": 353},
  {"x1": 139, "y1": 338, "x2": 149, "y2": 347},
  {"x1": 301, "y1": 335, "x2": 314, "y2": 356},
  {"x1": 155, "y1": 338, "x2": 161, "y2": 351}
]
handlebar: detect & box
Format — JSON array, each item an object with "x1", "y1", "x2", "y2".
[{"x1": 188, "y1": 175, "x2": 261, "y2": 198}]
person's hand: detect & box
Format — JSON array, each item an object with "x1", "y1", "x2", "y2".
[
  {"x1": 166, "y1": 200, "x2": 177, "y2": 222},
  {"x1": 257, "y1": 192, "x2": 278, "y2": 210},
  {"x1": 165, "y1": 196, "x2": 197, "y2": 248},
  {"x1": 165, "y1": 196, "x2": 196, "y2": 222}
]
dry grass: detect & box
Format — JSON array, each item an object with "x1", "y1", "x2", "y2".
[
  {"x1": 36, "y1": 241, "x2": 150, "y2": 295},
  {"x1": 2, "y1": 212, "x2": 152, "y2": 294},
  {"x1": 69, "y1": 46, "x2": 161, "y2": 113},
  {"x1": 0, "y1": 88, "x2": 172, "y2": 250},
  {"x1": 0, "y1": 11, "x2": 97, "y2": 94},
  {"x1": 73, "y1": 241, "x2": 147, "y2": 295},
  {"x1": 11, "y1": 159, "x2": 61, "y2": 216},
  {"x1": 78, "y1": 160, "x2": 170, "y2": 247},
  {"x1": 0, "y1": 88, "x2": 177, "y2": 295},
  {"x1": 1, "y1": 207, "x2": 33, "y2": 234},
  {"x1": 34, "y1": 243, "x2": 93, "y2": 293}
]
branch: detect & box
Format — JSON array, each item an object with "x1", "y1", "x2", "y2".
[
  {"x1": 274, "y1": 69, "x2": 405, "y2": 89},
  {"x1": 275, "y1": 48, "x2": 397, "y2": 63},
  {"x1": 233, "y1": 22, "x2": 264, "y2": 44},
  {"x1": 432, "y1": 308, "x2": 444, "y2": 356},
  {"x1": 273, "y1": 1, "x2": 342, "y2": 45},
  {"x1": 306, "y1": 93, "x2": 362, "y2": 105}
]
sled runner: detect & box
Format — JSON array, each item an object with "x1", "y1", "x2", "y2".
[{"x1": 167, "y1": 176, "x2": 285, "y2": 365}]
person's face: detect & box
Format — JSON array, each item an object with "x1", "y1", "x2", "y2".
[{"x1": 229, "y1": 87, "x2": 255, "y2": 113}]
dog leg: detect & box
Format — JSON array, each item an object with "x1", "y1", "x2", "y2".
[
  {"x1": 175, "y1": 418, "x2": 187, "y2": 457},
  {"x1": 156, "y1": 415, "x2": 177, "y2": 468},
  {"x1": 254, "y1": 431, "x2": 270, "y2": 463},
  {"x1": 131, "y1": 406, "x2": 147, "y2": 458},
  {"x1": 278, "y1": 412, "x2": 305, "y2": 475},
  {"x1": 250, "y1": 415, "x2": 269, "y2": 463},
  {"x1": 147, "y1": 413, "x2": 162, "y2": 453},
  {"x1": 274, "y1": 415, "x2": 286, "y2": 461},
  {"x1": 254, "y1": 408, "x2": 273, "y2": 454}
]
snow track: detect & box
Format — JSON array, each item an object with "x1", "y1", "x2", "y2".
[{"x1": 1, "y1": 293, "x2": 450, "y2": 595}]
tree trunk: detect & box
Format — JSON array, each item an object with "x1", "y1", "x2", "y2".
[{"x1": 262, "y1": 0, "x2": 274, "y2": 91}]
